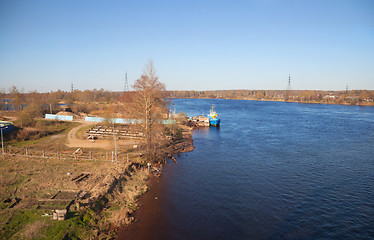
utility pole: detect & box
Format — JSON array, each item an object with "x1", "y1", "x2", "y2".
[
  {"x1": 1, "y1": 128, "x2": 4, "y2": 158},
  {"x1": 114, "y1": 133, "x2": 118, "y2": 164}
]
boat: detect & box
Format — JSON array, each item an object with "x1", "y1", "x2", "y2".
[{"x1": 207, "y1": 105, "x2": 221, "y2": 127}]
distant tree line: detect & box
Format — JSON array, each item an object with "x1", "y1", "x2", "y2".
[
  {"x1": 2, "y1": 87, "x2": 374, "y2": 121},
  {"x1": 167, "y1": 90, "x2": 374, "y2": 106},
  {"x1": 0, "y1": 86, "x2": 124, "y2": 116}
]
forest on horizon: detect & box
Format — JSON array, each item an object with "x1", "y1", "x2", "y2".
[{"x1": 1, "y1": 87, "x2": 374, "y2": 116}]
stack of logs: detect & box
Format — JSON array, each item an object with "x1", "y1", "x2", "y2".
[{"x1": 84, "y1": 125, "x2": 144, "y2": 140}]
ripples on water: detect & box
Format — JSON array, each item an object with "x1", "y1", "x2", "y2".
[{"x1": 160, "y1": 99, "x2": 374, "y2": 240}]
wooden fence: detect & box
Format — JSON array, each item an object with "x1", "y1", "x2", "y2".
[{"x1": 1, "y1": 146, "x2": 137, "y2": 163}]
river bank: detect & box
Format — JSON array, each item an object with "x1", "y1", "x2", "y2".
[
  {"x1": 75, "y1": 125, "x2": 196, "y2": 239},
  {"x1": 0, "y1": 122, "x2": 194, "y2": 239},
  {"x1": 100, "y1": 125, "x2": 195, "y2": 239},
  {"x1": 112, "y1": 126, "x2": 195, "y2": 240},
  {"x1": 116, "y1": 173, "x2": 169, "y2": 240}
]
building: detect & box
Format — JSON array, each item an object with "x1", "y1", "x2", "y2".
[{"x1": 0, "y1": 121, "x2": 14, "y2": 133}]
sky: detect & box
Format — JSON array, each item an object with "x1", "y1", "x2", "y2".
[{"x1": 0, "y1": 0, "x2": 373, "y2": 92}]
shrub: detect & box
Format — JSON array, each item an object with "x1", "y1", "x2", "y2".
[
  {"x1": 163, "y1": 127, "x2": 171, "y2": 136},
  {"x1": 16, "y1": 129, "x2": 39, "y2": 141},
  {"x1": 24, "y1": 103, "x2": 44, "y2": 118},
  {"x1": 174, "y1": 127, "x2": 183, "y2": 140},
  {"x1": 72, "y1": 103, "x2": 89, "y2": 113},
  {"x1": 18, "y1": 111, "x2": 34, "y2": 127}
]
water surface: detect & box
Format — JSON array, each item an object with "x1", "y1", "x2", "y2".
[{"x1": 124, "y1": 99, "x2": 374, "y2": 240}]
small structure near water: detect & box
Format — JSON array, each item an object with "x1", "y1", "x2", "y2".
[
  {"x1": 52, "y1": 209, "x2": 67, "y2": 221},
  {"x1": 189, "y1": 116, "x2": 210, "y2": 127},
  {"x1": 0, "y1": 121, "x2": 14, "y2": 133}
]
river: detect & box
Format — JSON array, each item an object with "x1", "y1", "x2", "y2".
[{"x1": 119, "y1": 98, "x2": 374, "y2": 240}]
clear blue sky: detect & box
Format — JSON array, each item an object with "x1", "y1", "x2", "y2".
[{"x1": 1, "y1": 0, "x2": 373, "y2": 92}]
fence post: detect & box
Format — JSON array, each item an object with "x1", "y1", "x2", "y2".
[
  {"x1": 42, "y1": 150, "x2": 45, "y2": 158},
  {"x1": 25, "y1": 148, "x2": 28, "y2": 156},
  {"x1": 90, "y1": 151, "x2": 92, "y2": 160},
  {"x1": 111, "y1": 151, "x2": 114, "y2": 163}
]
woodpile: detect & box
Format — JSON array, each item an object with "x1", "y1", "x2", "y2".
[{"x1": 84, "y1": 125, "x2": 144, "y2": 139}]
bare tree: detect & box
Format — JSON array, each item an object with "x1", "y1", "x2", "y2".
[{"x1": 128, "y1": 61, "x2": 168, "y2": 162}]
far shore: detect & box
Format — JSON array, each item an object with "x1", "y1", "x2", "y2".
[{"x1": 169, "y1": 96, "x2": 374, "y2": 107}]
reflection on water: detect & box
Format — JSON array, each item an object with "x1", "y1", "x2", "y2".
[{"x1": 195, "y1": 126, "x2": 221, "y2": 139}]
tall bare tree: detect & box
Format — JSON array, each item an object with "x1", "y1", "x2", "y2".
[{"x1": 129, "y1": 61, "x2": 168, "y2": 162}]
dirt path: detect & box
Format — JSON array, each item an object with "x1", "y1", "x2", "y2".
[
  {"x1": 66, "y1": 122, "x2": 113, "y2": 149},
  {"x1": 1, "y1": 116, "x2": 18, "y2": 121},
  {"x1": 66, "y1": 122, "x2": 143, "y2": 150}
]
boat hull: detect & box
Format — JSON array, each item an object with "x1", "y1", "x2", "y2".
[{"x1": 209, "y1": 118, "x2": 221, "y2": 127}]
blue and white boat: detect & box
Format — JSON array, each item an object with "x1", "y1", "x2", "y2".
[{"x1": 207, "y1": 105, "x2": 221, "y2": 127}]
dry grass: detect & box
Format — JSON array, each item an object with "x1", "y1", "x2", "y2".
[
  {"x1": 0, "y1": 155, "x2": 135, "y2": 239},
  {"x1": 20, "y1": 220, "x2": 48, "y2": 239},
  {"x1": 104, "y1": 168, "x2": 149, "y2": 227},
  {"x1": 0, "y1": 156, "x2": 125, "y2": 203},
  {"x1": 0, "y1": 120, "x2": 192, "y2": 238}
]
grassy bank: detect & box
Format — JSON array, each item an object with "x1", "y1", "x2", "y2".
[
  {"x1": 0, "y1": 155, "x2": 153, "y2": 239},
  {"x1": 1, "y1": 119, "x2": 194, "y2": 239}
]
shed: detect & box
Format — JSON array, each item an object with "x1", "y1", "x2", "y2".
[
  {"x1": 0, "y1": 121, "x2": 14, "y2": 133},
  {"x1": 52, "y1": 209, "x2": 67, "y2": 220}
]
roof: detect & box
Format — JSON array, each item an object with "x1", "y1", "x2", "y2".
[{"x1": 0, "y1": 121, "x2": 14, "y2": 127}]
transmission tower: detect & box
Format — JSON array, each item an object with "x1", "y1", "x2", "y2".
[
  {"x1": 285, "y1": 74, "x2": 292, "y2": 101},
  {"x1": 346, "y1": 84, "x2": 349, "y2": 93},
  {"x1": 287, "y1": 74, "x2": 292, "y2": 91},
  {"x1": 124, "y1": 72, "x2": 129, "y2": 92},
  {"x1": 71, "y1": 82, "x2": 74, "y2": 92}
]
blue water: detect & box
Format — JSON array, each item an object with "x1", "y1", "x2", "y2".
[{"x1": 161, "y1": 99, "x2": 374, "y2": 240}]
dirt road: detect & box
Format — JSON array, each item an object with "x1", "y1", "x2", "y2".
[
  {"x1": 66, "y1": 123, "x2": 143, "y2": 150},
  {"x1": 66, "y1": 122, "x2": 113, "y2": 149}
]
